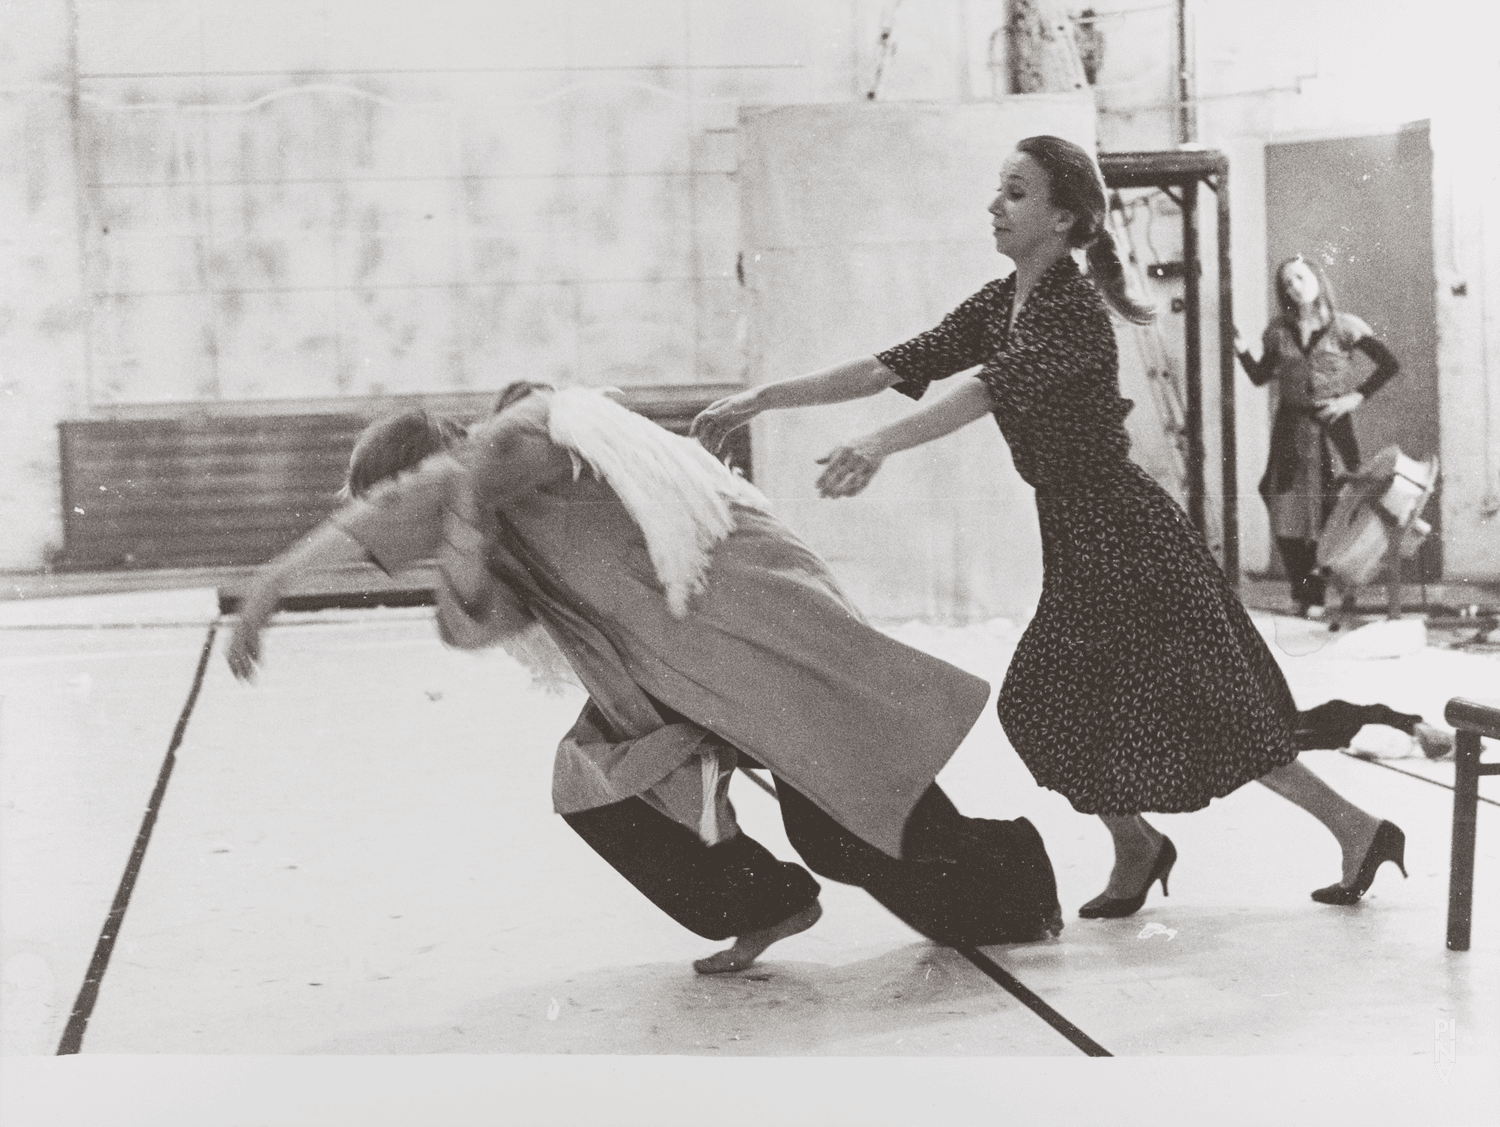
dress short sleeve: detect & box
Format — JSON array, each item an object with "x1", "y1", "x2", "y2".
[
  {"x1": 331, "y1": 456, "x2": 452, "y2": 576},
  {"x1": 875, "y1": 280, "x2": 1007, "y2": 400}
]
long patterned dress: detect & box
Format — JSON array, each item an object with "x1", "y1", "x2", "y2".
[{"x1": 876, "y1": 256, "x2": 1297, "y2": 815}]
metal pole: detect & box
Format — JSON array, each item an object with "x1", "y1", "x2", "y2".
[
  {"x1": 1446, "y1": 729, "x2": 1480, "y2": 952},
  {"x1": 1176, "y1": 0, "x2": 1196, "y2": 144},
  {"x1": 1182, "y1": 180, "x2": 1204, "y2": 532},
  {"x1": 1216, "y1": 167, "x2": 1238, "y2": 586}
]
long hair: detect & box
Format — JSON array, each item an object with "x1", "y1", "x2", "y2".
[
  {"x1": 1273, "y1": 254, "x2": 1337, "y2": 327},
  {"x1": 342, "y1": 409, "x2": 467, "y2": 500},
  {"x1": 1014, "y1": 135, "x2": 1155, "y2": 325}
]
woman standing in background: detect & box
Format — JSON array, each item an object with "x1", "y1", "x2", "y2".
[{"x1": 1236, "y1": 256, "x2": 1402, "y2": 618}]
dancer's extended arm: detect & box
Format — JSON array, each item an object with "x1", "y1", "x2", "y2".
[
  {"x1": 690, "y1": 356, "x2": 899, "y2": 454},
  {"x1": 226, "y1": 522, "x2": 370, "y2": 681},
  {"x1": 816, "y1": 376, "x2": 993, "y2": 498}
]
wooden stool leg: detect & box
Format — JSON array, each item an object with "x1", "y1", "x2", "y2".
[
  {"x1": 1447, "y1": 731, "x2": 1481, "y2": 951},
  {"x1": 1385, "y1": 539, "x2": 1403, "y2": 620}
]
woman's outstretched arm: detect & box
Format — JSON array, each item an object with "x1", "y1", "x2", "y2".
[
  {"x1": 690, "y1": 356, "x2": 900, "y2": 454},
  {"x1": 816, "y1": 376, "x2": 993, "y2": 498}
]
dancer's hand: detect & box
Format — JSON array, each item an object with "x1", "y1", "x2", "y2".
[
  {"x1": 226, "y1": 585, "x2": 278, "y2": 682},
  {"x1": 225, "y1": 614, "x2": 265, "y2": 682},
  {"x1": 1314, "y1": 391, "x2": 1363, "y2": 423},
  {"x1": 816, "y1": 439, "x2": 886, "y2": 498},
  {"x1": 691, "y1": 390, "x2": 762, "y2": 455},
  {"x1": 223, "y1": 523, "x2": 362, "y2": 683}
]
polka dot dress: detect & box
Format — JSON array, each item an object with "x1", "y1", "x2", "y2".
[{"x1": 877, "y1": 256, "x2": 1297, "y2": 815}]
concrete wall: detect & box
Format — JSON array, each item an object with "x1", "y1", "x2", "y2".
[
  {"x1": 1, "y1": 1, "x2": 92, "y2": 570},
  {"x1": 1, "y1": 0, "x2": 1012, "y2": 572},
  {"x1": 3, "y1": 0, "x2": 1495, "y2": 591},
  {"x1": 739, "y1": 96, "x2": 1094, "y2": 623},
  {"x1": 1430, "y1": 106, "x2": 1500, "y2": 582}
]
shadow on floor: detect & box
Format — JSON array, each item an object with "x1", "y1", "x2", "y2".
[{"x1": 304, "y1": 942, "x2": 1072, "y2": 1056}]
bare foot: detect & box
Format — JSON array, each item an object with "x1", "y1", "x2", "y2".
[
  {"x1": 693, "y1": 901, "x2": 823, "y2": 975},
  {"x1": 1041, "y1": 906, "x2": 1064, "y2": 938}
]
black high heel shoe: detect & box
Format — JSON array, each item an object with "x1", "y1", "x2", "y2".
[
  {"x1": 1079, "y1": 836, "x2": 1177, "y2": 919},
  {"x1": 1311, "y1": 821, "x2": 1407, "y2": 905}
]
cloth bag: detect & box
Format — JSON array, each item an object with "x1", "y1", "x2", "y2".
[{"x1": 1317, "y1": 446, "x2": 1439, "y2": 587}]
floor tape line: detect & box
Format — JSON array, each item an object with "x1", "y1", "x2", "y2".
[
  {"x1": 735, "y1": 768, "x2": 1109, "y2": 1056},
  {"x1": 953, "y1": 946, "x2": 1113, "y2": 1057},
  {"x1": 55, "y1": 619, "x2": 220, "y2": 1056},
  {"x1": 1341, "y1": 750, "x2": 1500, "y2": 809}
]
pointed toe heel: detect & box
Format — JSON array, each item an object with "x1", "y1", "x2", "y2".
[
  {"x1": 1079, "y1": 837, "x2": 1177, "y2": 919},
  {"x1": 1311, "y1": 821, "x2": 1406, "y2": 905}
]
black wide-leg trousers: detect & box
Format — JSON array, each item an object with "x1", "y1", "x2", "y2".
[{"x1": 563, "y1": 775, "x2": 1059, "y2": 948}]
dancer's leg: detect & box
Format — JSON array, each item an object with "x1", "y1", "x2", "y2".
[
  {"x1": 1256, "y1": 758, "x2": 1383, "y2": 884},
  {"x1": 1276, "y1": 537, "x2": 1323, "y2": 613},
  {"x1": 563, "y1": 796, "x2": 819, "y2": 942},
  {"x1": 688, "y1": 901, "x2": 824, "y2": 974},
  {"x1": 1294, "y1": 700, "x2": 1453, "y2": 758},
  {"x1": 1091, "y1": 814, "x2": 1167, "y2": 899},
  {"x1": 1294, "y1": 700, "x2": 1417, "y2": 750},
  {"x1": 778, "y1": 782, "x2": 1062, "y2": 946}
]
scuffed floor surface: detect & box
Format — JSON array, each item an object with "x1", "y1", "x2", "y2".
[{"x1": 2, "y1": 591, "x2": 1497, "y2": 1091}]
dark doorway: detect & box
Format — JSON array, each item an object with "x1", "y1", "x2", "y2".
[{"x1": 1264, "y1": 120, "x2": 1441, "y2": 580}]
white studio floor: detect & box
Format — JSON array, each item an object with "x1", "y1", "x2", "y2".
[{"x1": 0, "y1": 585, "x2": 1497, "y2": 1125}]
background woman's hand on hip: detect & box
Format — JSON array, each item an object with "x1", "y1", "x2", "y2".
[{"x1": 1314, "y1": 391, "x2": 1363, "y2": 423}]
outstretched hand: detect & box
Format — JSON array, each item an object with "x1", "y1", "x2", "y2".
[
  {"x1": 225, "y1": 589, "x2": 280, "y2": 682},
  {"x1": 690, "y1": 390, "x2": 760, "y2": 455},
  {"x1": 221, "y1": 522, "x2": 363, "y2": 683},
  {"x1": 225, "y1": 612, "x2": 265, "y2": 682},
  {"x1": 816, "y1": 440, "x2": 886, "y2": 498}
]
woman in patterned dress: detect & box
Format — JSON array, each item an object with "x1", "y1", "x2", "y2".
[
  {"x1": 1234, "y1": 257, "x2": 1402, "y2": 618},
  {"x1": 693, "y1": 135, "x2": 1407, "y2": 915}
]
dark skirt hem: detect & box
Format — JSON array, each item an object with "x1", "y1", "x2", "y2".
[{"x1": 1032, "y1": 742, "x2": 1302, "y2": 817}]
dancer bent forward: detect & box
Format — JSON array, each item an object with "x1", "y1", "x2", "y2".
[{"x1": 229, "y1": 385, "x2": 1062, "y2": 972}]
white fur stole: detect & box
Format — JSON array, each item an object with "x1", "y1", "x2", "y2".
[{"x1": 546, "y1": 388, "x2": 769, "y2": 616}]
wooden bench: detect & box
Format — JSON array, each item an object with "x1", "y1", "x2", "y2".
[
  {"x1": 1444, "y1": 697, "x2": 1500, "y2": 951},
  {"x1": 58, "y1": 385, "x2": 750, "y2": 572}
]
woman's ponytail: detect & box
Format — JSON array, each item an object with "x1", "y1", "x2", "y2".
[
  {"x1": 1014, "y1": 135, "x2": 1156, "y2": 326},
  {"x1": 1085, "y1": 226, "x2": 1155, "y2": 326}
]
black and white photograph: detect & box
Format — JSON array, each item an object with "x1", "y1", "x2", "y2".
[{"x1": 1, "y1": 1, "x2": 1497, "y2": 1123}]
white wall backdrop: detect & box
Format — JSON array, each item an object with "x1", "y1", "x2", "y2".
[
  {"x1": 739, "y1": 96, "x2": 1095, "y2": 623},
  {"x1": 3, "y1": 0, "x2": 1496, "y2": 594}
]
